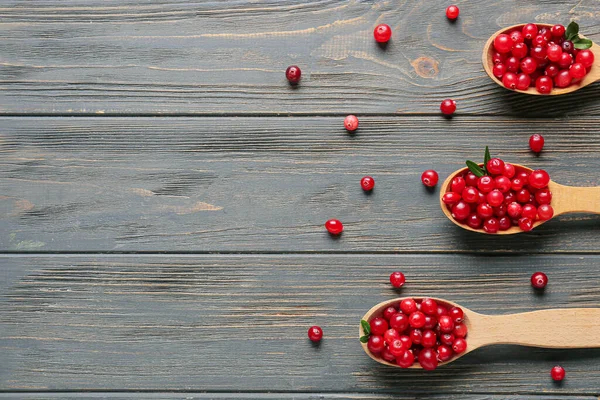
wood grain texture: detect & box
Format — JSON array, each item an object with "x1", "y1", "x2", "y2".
[
  {"x1": 2, "y1": 116, "x2": 600, "y2": 252},
  {"x1": 0, "y1": 0, "x2": 599, "y2": 116},
  {"x1": 0, "y1": 395, "x2": 596, "y2": 400},
  {"x1": 2, "y1": 255, "x2": 600, "y2": 394}
]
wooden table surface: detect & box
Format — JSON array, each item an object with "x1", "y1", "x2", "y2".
[{"x1": 1, "y1": 1, "x2": 600, "y2": 399}]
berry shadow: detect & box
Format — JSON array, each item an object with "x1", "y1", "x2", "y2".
[
  {"x1": 376, "y1": 41, "x2": 390, "y2": 51},
  {"x1": 423, "y1": 186, "x2": 437, "y2": 195}
]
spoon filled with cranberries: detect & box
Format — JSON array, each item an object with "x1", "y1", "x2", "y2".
[
  {"x1": 483, "y1": 22, "x2": 598, "y2": 95},
  {"x1": 360, "y1": 297, "x2": 600, "y2": 370},
  {"x1": 440, "y1": 147, "x2": 600, "y2": 234}
]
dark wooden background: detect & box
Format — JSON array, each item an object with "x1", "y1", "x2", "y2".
[{"x1": 1, "y1": 1, "x2": 600, "y2": 399}]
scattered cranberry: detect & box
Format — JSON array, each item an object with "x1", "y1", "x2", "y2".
[
  {"x1": 308, "y1": 326, "x2": 323, "y2": 342},
  {"x1": 440, "y1": 99, "x2": 457, "y2": 115},
  {"x1": 344, "y1": 115, "x2": 359, "y2": 132},
  {"x1": 531, "y1": 272, "x2": 548, "y2": 289},
  {"x1": 529, "y1": 134, "x2": 545, "y2": 153},
  {"x1": 374, "y1": 24, "x2": 392, "y2": 43},
  {"x1": 551, "y1": 365, "x2": 566, "y2": 381},
  {"x1": 421, "y1": 170, "x2": 439, "y2": 187},
  {"x1": 325, "y1": 219, "x2": 344, "y2": 235},
  {"x1": 361, "y1": 176, "x2": 375, "y2": 191},
  {"x1": 446, "y1": 5, "x2": 459, "y2": 20},
  {"x1": 390, "y1": 271, "x2": 406, "y2": 288},
  {"x1": 286, "y1": 66, "x2": 301, "y2": 84}
]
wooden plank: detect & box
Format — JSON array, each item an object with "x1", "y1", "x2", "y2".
[
  {"x1": 1, "y1": 254, "x2": 600, "y2": 394},
  {"x1": 2, "y1": 116, "x2": 600, "y2": 253},
  {"x1": 0, "y1": 0, "x2": 598, "y2": 116}
]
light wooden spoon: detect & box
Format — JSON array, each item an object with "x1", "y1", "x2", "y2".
[
  {"x1": 360, "y1": 297, "x2": 600, "y2": 369},
  {"x1": 482, "y1": 23, "x2": 600, "y2": 95},
  {"x1": 440, "y1": 164, "x2": 600, "y2": 234}
]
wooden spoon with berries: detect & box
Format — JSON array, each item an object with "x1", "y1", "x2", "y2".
[
  {"x1": 483, "y1": 22, "x2": 599, "y2": 95},
  {"x1": 360, "y1": 297, "x2": 600, "y2": 369}
]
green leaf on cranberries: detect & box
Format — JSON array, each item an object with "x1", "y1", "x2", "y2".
[
  {"x1": 483, "y1": 146, "x2": 491, "y2": 174},
  {"x1": 573, "y1": 38, "x2": 593, "y2": 49},
  {"x1": 359, "y1": 335, "x2": 370, "y2": 343},
  {"x1": 360, "y1": 319, "x2": 371, "y2": 335},
  {"x1": 466, "y1": 160, "x2": 485, "y2": 177},
  {"x1": 566, "y1": 21, "x2": 579, "y2": 41}
]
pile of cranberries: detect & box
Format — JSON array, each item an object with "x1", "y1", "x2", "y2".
[
  {"x1": 491, "y1": 23, "x2": 595, "y2": 93},
  {"x1": 443, "y1": 158, "x2": 553, "y2": 233},
  {"x1": 362, "y1": 298, "x2": 467, "y2": 370}
]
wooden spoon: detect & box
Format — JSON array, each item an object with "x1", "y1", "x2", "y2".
[
  {"x1": 360, "y1": 297, "x2": 600, "y2": 369},
  {"x1": 440, "y1": 164, "x2": 600, "y2": 234},
  {"x1": 482, "y1": 23, "x2": 600, "y2": 95}
]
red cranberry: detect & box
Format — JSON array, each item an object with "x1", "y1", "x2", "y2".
[
  {"x1": 325, "y1": 219, "x2": 343, "y2": 235},
  {"x1": 390, "y1": 271, "x2": 405, "y2": 288},
  {"x1": 409, "y1": 328, "x2": 423, "y2": 345},
  {"x1": 448, "y1": 307, "x2": 464, "y2": 323},
  {"x1": 504, "y1": 191, "x2": 516, "y2": 205},
  {"x1": 512, "y1": 42, "x2": 528, "y2": 59},
  {"x1": 516, "y1": 73, "x2": 531, "y2": 90},
  {"x1": 546, "y1": 43, "x2": 563, "y2": 62},
  {"x1": 538, "y1": 204, "x2": 554, "y2": 221},
  {"x1": 520, "y1": 57, "x2": 537, "y2": 74},
  {"x1": 551, "y1": 365, "x2": 565, "y2": 381},
  {"x1": 451, "y1": 201, "x2": 471, "y2": 221},
  {"x1": 576, "y1": 49, "x2": 595, "y2": 68},
  {"x1": 465, "y1": 172, "x2": 478, "y2": 187},
  {"x1": 516, "y1": 188, "x2": 531, "y2": 203},
  {"x1": 421, "y1": 330, "x2": 437, "y2": 348},
  {"x1": 360, "y1": 176, "x2": 375, "y2": 192},
  {"x1": 440, "y1": 333, "x2": 455, "y2": 346},
  {"x1": 495, "y1": 176, "x2": 511, "y2": 193},
  {"x1": 535, "y1": 75, "x2": 553, "y2": 94},
  {"x1": 409, "y1": 311, "x2": 426, "y2": 329},
  {"x1": 452, "y1": 338, "x2": 467, "y2": 354},
  {"x1": 400, "y1": 298, "x2": 418, "y2": 315},
  {"x1": 529, "y1": 169, "x2": 550, "y2": 189},
  {"x1": 487, "y1": 190, "x2": 504, "y2": 207},
  {"x1": 390, "y1": 313, "x2": 409, "y2": 332},
  {"x1": 462, "y1": 187, "x2": 480, "y2": 203},
  {"x1": 505, "y1": 56, "x2": 520, "y2": 73},
  {"x1": 494, "y1": 34, "x2": 513, "y2": 53},
  {"x1": 373, "y1": 24, "x2": 392, "y2": 43},
  {"x1": 493, "y1": 52, "x2": 506, "y2": 65},
  {"x1": 562, "y1": 40, "x2": 574, "y2": 54},
  {"x1": 569, "y1": 62, "x2": 587, "y2": 80},
  {"x1": 389, "y1": 338, "x2": 408, "y2": 357},
  {"x1": 539, "y1": 27, "x2": 552, "y2": 40},
  {"x1": 530, "y1": 46, "x2": 547, "y2": 61},
  {"x1": 518, "y1": 217, "x2": 534, "y2": 232},
  {"x1": 286, "y1": 66, "x2": 302, "y2": 84},
  {"x1": 436, "y1": 305, "x2": 448, "y2": 317},
  {"x1": 535, "y1": 188, "x2": 552, "y2": 205},
  {"x1": 477, "y1": 203, "x2": 494, "y2": 219},
  {"x1": 529, "y1": 134, "x2": 544, "y2": 152},
  {"x1": 442, "y1": 192, "x2": 462, "y2": 205},
  {"x1": 545, "y1": 64, "x2": 560, "y2": 78},
  {"x1": 367, "y1": 335, "x2": 384, "y2": 353},
  {"x1": 502, "y1": 72, "x2": 518, "y2": 89},
  {"x1": 420, "y1": 298, "x2": 438, "y2": 316},
  {"x1": 396, "y1": 350, "x2": 415, "y2": 368},
  {"x1": 521, "y1": 204, "x2": 537, "y2": 220},
  {"x1": 438, "y1": 315, "x2": 455, "y2": 333},
  {"x1": 509, "y1": 30, "x2": 524, "y2": 44},
  {"x1": 418, "y1": 348, "x2": 439, "y2": 370},
  {"x1": 555, "y1": 70, "x2": 572, "y2": 88},
  {"x1": 421, "y1": 170, "x2": 439, "y2": 187},
  {"x1": 451, "y1": 177, "x2": 466, "y2": 194},
  {"x1": 423, "y1": 315, "x2": 437, "y2": 330},
  {"x1": 399, "y1": 335, "x2": 412, "y2": 349},
  {"x1": 493, "y1": 204, "x2": 507, "y2": 218},
  {"x1": 507, "y1": 202, "x2": 523, "y2": 219},
  {"x1": 308, "y1": 325, "x2": 323, "y2": 342},
  {"x1": 493, "y1": 63, "x2": 507, "y2": 78},
  {"x1": 440, "y1": 99, "x2": 457, "y2": 115},
  {"x1": 446, "y1": 5, "x2": 459, "y2": 20},
  {"x1": 344, "y1": 115, "x2": 359, "y2": 132},
  {"x1": 486, "y1": 158, "x2": 505, "y2": 175},
  {"x1": 531, "y1": 272, "x2": 548, "y2": 289},
  {"x1": 557, "y1": 52, "x2": 573, "y2": 69},
  {"x1": 381, "y1": 347, "x2": 396, "y2": 362},
  {"x1": 522, "y1": 23, "x2": 538, "y2": 40},
  {"x1": 383, "y1": 306, "x2": 397, "y2": 321},
  {"x1": 511, "y1": 178, "x2": 525, "y2": 192},
  {"x1": 533, "y1": 34, "x2": 548, "y2": 47},
  {"x1": 498, "y1": 217, "x2": 512, "y2": 230},
  {"x1": 483, "y1": 217, "x2": 499, "y2": 233},
  {"x1": 466, "y1": 214, "x2": 482, "y2": 229},
  {"x1": 478, "y1": 176, "x2": 495, "y2": 193},
  {"x1": 453, "y1": 323, "x2": 468, "y2": 338},
  {"x1": 369, "y1": 317, "x2": 388, "y2": 336},
  {"x1": 504, "y1": 163, "x2": 516, "y2": 178},
  {"x1": 551, "y1": 24, "x2": 565, "y2": 37},
  {"x1": 384, "y1": 328, "x2": 401, "y2": 344},
  {"x1": 437, "y1": 345, "x2": 453, "y2": 362}
]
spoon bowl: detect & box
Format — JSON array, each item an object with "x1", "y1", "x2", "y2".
[
  {"x1": 360, "y1": 297, "x2": 600, "y2": 369},
  {"x1": 483, "y1": 24, "x2": 600, "y2": 95},
  {"x1": 440, "y1": 163, "x2": 600, "y2": 234}
]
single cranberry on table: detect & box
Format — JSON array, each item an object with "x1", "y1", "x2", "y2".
[
  {"x1": 446, "y1": 5, "x2": 459, "y2": 20},
  {"x1": 389, "y1": 271, "x2": 406, "y2": 288},
  {"x1": 421, "y1": 169, "x2": 439, "y2": 187},
  {"x1": 308, "y1": 326, "x2": 323, "y2": 342},
  {"x1": 344, "y1": 114, "x2": 359, "y2": 132},
  {"x1": 325, "y1": 219, "x2": 344, "y2": 235},
  {"x1": 529, "y1": 134, "x2": 545, "y2": 153},
  {"x1": 285, "y1": 65, "x2": 302, "y2": 84},
  {"x1": 360, "y1": 176, "x2": 375, "y2": 191},
  {"x1": 440, "y1": 99, "x2": 457, "y2": 116},
  {"x1": 374, "y1": 24, "x2": 392, "y2": 43},
  {"x1": 551, "y1": 365, "x2": 566, "y2": 381},
  {"x1": 531, "y1": 271, "x2": 548, "y2": 289}
]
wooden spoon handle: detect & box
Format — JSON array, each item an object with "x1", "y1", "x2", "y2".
[
  {"x1": 553, "y1": 185, "x2": 600, "y2": 215},
  {"x1": 479, "y1": 308, "x2": 600, "y2": 348}
]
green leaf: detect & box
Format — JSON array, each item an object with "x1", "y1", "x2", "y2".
[
  {"x1": 360, "y1": 335, "x2": 370, "y2": 343},
  {"x1": 573, "y1": 38, "x2": 593, "y2": 49},
  {"x1": 566, "y1": 21, "x2": 579, "y2": 41},
  {"x1": 360, "y1": 319, "x2": 371, "y2": 335},
  {"x1": 483, "y1": 146, "x2": 491, "y2": 174},
  {"x1": 466, "y1": 160, "x2": 485, "y2": 177}
]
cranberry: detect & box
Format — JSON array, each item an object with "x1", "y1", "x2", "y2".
[
  {"x1": 420, "y1": 298, "x2": 438, "y2": 316},
  {"x1": 551, "y1": 365, "x2": 565, "y2": 381},
  {"x1": 367, "y1": 335, "x2": 384, "y2": 353},
  {"x1": 530, "y1": 271, "x2": 548, "y2": 289},
  {"x1": 521, "y1": 204, "x2": 537, "y2": 220},
  {"x1": 546, "y1": 43, "x2": 563, "y2": 62},
  {"x1": 409, "y1": 311, "x2": 426, "y2": 329},
  {"x1": 522, "y1": 23, "x2": 538, "y2": 40},
  {"x1": 509, "y1": 30, "x2": 524, "y2": 44},
  {"x1": 535, "y1": 76, "x2": 553, "y2": 94},
  {"x1": 576, "y1": 49, "x2": 595, "y2": 68},
  {"x1": 285, "y1": 66, "x2": 302, "y2": 84},
  {"x1": 453, "y1": 323, "x2": 467, "y2": 338},
  {"x1": 561, "y1": 40, "x2": 574, "y2": 54},
  {"x1": 440, "y1": 99, "x2": 457, "y2": 115},
  {"x1": 308, "y1": 325, "x2": 323, "y2": 342},
  {"x1": 399, "y1": 335, "x2": 412, "y2": 349},
  {"x1": 438, "y1": 315, "x2": 455, "y2": 333},
  {"x1": 477, "y1": 203, "x2": 494, "y2": 218},
  {"x1": 409, "y1": 328, "x2": 423, "y2": 345},
  {"x1": 569, "y1": 62, "x2": 587, "y2": 80},
  {"x1": 451, "y1": 201, "x2": 471, "y2": 221},
  {"x1": 464, "y1": 172, "x2": 478, "y2": 187},
  {"x1": 390, "y1": 313, "x2": 409, "y2": 332},
  {"x1": 423, "y1": 314, "x2": 437, "y2": 330},
  {"x1": 535, "y1": 188, "x2": 552, "y2": 205},
  {"x1": 486, "y1": 158, "x2": 504, "y2": 175},
  {"x1": 555, "y1": 70, "x2": 572, "y2": 88},
  {"x1": 389, "y1": 338, "x2": 408, "y2": 357},
  {"x1": 498, "y1": 217, "x2": 512, "y2": 230},
  {"x1": 551, "y1": 24, "x2": 565, "y2": 37},
  {"x1": 507, "y1": 202, "x2": 523, "y2": 219},
  {"x1": 516, "y1": 73, "x2": 531, "y2": 90},
  {"x1": 400, "y1": 298, "x2": 418, "y2": 315},
  {"x1": 493, "y1": 63, "x2": 507, "y2": 78},
  {"x1": 529, "y1": 169, "x2": 550, "y2": 189},
  {"x1": 466, "y1": 214, "x2": 482, "y2": 229},
  {"x1": 421, "y1": 330, "x2": 437, "y2": 348},
  {"x1": 442, "y1": 192, "x2": 461, "y2": 205},
  {"x1": 373, "y1": 24, "x2": 392, "y2": 43},
  {"x1": 504, "y1": 163, "x2": 516, "y2": 178},
  {"x1": 418, "y1": 348, "x2": 439, "y2": 370},
  {"x1": 512, "y1": 42, "x2": 528, "y2": 59},
  {"x1": 537, "y1": 204, "x2": 554, "y2": 221},
  {"x1": 390, "y1": 271, "x2": 405, "y2": 288},
  {"x1": 492, "y1": 52, "x2": 506, "y2": 65},
  {"x1": 511, "y1": 178, "x2": 525, "y2": 192},
  {"x1": 384, "y1": 328, "x2": 401, "y2": 345},
  {"x1": 505, "y1": 56, "x2": 520, "y2": 73},
  {"x1": 518, "y1": 217, "x2": 534, "y2": 232},
  {"x1": 451, "y1": 177, "x2": 466, "y2": 194},
  {"x1": 516, "y1": 188, "x2": 531, "y2": 203},
  {"x1": 462, "y1": 187, "x2": 479, "y2": 203},
  {"x1": 452, "y1": 338, "x2": 467, "y2": 354},
  {"x1": 530, "y1": 46, "x2": 547, "y2": 61},
  {"x1": 545, "y1": 64, "x2": 560, "y2": 78},
  {"x1": 325, "y1": 219, "x2": 343, "y2": 235},
  {"x1": 383, "y1": 306, "x2": 397, "y2": 321},
  {"x1": 538, "y1": 27, "x2": 552, "y2": 40},
  {"x1": 493, "y1": 204, "x2": 507, "y2": 218},
  {"x1": 495, "y1": 176, "x2": 511, "y2": 193},
  {"x1": 446, "y1": 5, "x2": 459, "y2": 20},
  {"x1": 421, "y1": 170, "x2": 439, "y2": 187},
  {"x1": 396, "y1": 350, "x2": 415, "y2": 368},
  {"x1": 477, "y1": 176, "x2": 495, "y2": 193},
  {"x1": 440, "y1": 333, "x2": 455, "y2": 346},
  {"x1": 504, "y1": 192, "x2": 516, "y2": 205},
  {"x1": 487, "y1": 190, "x2": 504, "y2": 207},
  {"x1": 502, "y1": 72, "x2": 518, "y2": 89},
  {"x1": 483, "y1": 217, "x2": 499, "y2": 233},
  {"x1": 494, "y1": 34, "x2": 513, "y2": 53},
  {"x1": 344, "y1": 115, "x2": 359, "y2": 132},
  {"x1": 533, "y1": 34, "x2": 548, "y2": 47},
  {"x1": 381, "y1": 347, "x2": 396, "y2": 362},
  {"x1": 448, "y1": 307, "x2": 464, "y2": 323},
  {"x1": 557, "y1": 52, "x2": 573, "y2": 69},
  {"x1": 529, "y1": 134, "x2": 544, "y2": 152},
  {"x1": 520, "y1": 57, "x2": 537, "y2": 74},
  {"x1": 369, "y1": 318, "x2": 388, "y2": 336}
]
